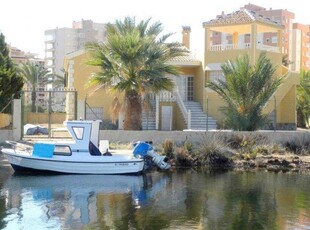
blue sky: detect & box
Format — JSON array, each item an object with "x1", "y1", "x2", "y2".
[{"x1": 1, "y1": 0, "x2": 308, "y2": 58}]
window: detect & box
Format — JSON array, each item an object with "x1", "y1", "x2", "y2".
[
  {"x1": 72, "y1": 127, "x2": 84, "y2": 140},
  {"x1": 54, "y1": 145, "x2": 72, "y2": 156},
  {"x1": 187, "y1": 77, "x2": 194, "y2": 101},
  {"x1": 272, "y1": 36, "x2": 278, "y2": 44},
  {"x1": 209, "y1": 71, "x2": 225, "y2": 83}
]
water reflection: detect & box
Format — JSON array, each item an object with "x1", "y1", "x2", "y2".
[
  {"x1": 1, "y1": 169, "x2": 310, "y2": 229},
  {"x1": 2, "y1": 173, "x2": 167, "y2": 229}
]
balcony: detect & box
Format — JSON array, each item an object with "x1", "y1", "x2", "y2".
[
  {"x1": 209, "y1": 43, "x2": 280, "y2": 53},
  {"x1": 45, "y1": 48, "x2": 55, "y2": 52},
  {"x1": 209, "y1": 43, "x2": 251, "y2": 51}
]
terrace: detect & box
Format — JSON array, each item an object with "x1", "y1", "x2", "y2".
[{"x1": 203, "y1": 9, "x2": 284, "y2": 55}]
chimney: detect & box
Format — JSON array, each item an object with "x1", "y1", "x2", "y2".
[{"x1": 182, "y1": 26, "x2": 191, "y2": 49}]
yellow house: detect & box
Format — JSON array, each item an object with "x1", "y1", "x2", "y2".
[
  {"x1": 202, "y1": 9, "x2": 299, "y2": 130},
  {"x1": 63, "y1": 48, "x2": 208, "y2": 131},
  {"x1": 64, "y1": 9, "x2": 299, "y2": 130}
]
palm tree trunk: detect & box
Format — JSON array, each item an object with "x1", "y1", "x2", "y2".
[
  {"x1": 123, "y1": 91, "x2": 142, "y2": 130},
  {"x1": 31, "y1": 90, "x2": 36, "y2": 113}
]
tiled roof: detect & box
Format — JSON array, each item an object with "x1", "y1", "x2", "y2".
[
  {"x1": 203, "y1": 9, "x2": 282, "y2": 28},
  {"x1": 170, "y1": 54, "x2": 200, "y2": 63},
  {"x1": 168, "y1": 53, "x2": 201, "y2": 66},
  {"x1": 167, "y1": 47, "x2": 201, "y2": 66}
]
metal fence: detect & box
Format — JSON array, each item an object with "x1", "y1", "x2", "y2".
[
  {"x1": 85, "y1": 101, "x2": 118, "y2": 130},
  {"x1": 203, "y1": 97, "x2": 297, "y2": 131},
  {"x1": 82, "y1": 96, "x2": 298, "y2": 131},
  {"x1": 21, "y1": 89, "x2": 77, "y2": 138}
]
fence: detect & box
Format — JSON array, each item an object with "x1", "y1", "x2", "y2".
[
  {"x1": 203, "y1": 97, "x2": 297, "y2": 131},
  {"x1": 21, "y1": 89, "x2": 77, "y2": 138},
  {"x1": 80, "y1": 95, "x2": 298, "y2": 132},
  {"x1": 85, "y1": 101, "x2": 118, "y2": 130},
  {"x1": 6, "y1": 92, "x2": 300, "y2": 141}
]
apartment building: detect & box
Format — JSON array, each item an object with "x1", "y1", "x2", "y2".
[
  {"x1": 7, "y1": 45, "x2": 47, "y2": 110},
  {"x1": 44, "y1": 19, "x2": 107, "y2": 76},
  {"x1": 8, "y1": 45, "x2": 43, "y2": 65},
  {"x1": 292, "y1": 23, "x2": 310, "y2": 71}
]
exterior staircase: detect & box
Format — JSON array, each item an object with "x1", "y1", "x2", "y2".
[
  {"x1": 263, "y1": 67, "x2": 299, "y2": 115},
  {"x1": 142, "y1": 99, "x2": 156, "y2": 130},
  {"x1": 184, "y1": 101, "x2": 217, "y2": 130}
]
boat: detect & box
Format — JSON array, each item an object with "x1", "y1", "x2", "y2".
[{"x1": 0, "y1": 120, "x2": 171, "y2": 174}]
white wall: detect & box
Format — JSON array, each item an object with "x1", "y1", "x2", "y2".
[{"x1": 99, "y1": 130, "x2": 310, "y2": 146}]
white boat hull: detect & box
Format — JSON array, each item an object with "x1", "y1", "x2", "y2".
[{"x1": 2, "y1": 149, "x2": 144, "y2": 175}]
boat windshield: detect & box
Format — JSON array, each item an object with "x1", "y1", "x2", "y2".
[{"x1": 72, "y1": 127, "x2": 84, "y2": 140}]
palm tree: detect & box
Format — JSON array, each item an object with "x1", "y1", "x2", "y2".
[
  {"x1": 19, "y1": 62, "x2": 52, "y2": 112},
  {"x1": 297, "y1": 70, "x2": 310, "y2": 128},
  {"x1": 48, "y1": 68, "x2": 66, "y2": 89},
  {"x1": 207, "y1": 52, "x2": 283, "y2": 131},
  {"x1": 86, "y1": 17, "x2": 188, "y2": 130}
]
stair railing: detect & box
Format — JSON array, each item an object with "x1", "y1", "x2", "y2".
[{"x1": 175, "y1": 90, "x2": 191, "y2": 129}]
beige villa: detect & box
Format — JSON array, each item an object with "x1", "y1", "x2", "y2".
[{"x1": 64, "y1": 9, "x2": 299, "y2": 131}]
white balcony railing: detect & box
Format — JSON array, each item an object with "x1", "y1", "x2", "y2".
[
  {"x1": 209, "y1": 43, "x2": 280, "y2": 53},
  {"x1": 209, "y1": 43, "x2": 251, "y2": 51}
]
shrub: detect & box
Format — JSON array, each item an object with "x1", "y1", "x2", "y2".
[
  {"x1": 195, "y1": 133, "x2": 234, "y2": 169},
  {"x1": 183, "y1": 140, "x2": 193, "y2": 154},
  {"x1": 283, "y1": 137, "x2": 310, "y2": 155},
  {"x1": 174, "y1": 147, "x2": 194, "y2": 167},
  {"x1": 162, "y1": 139, "x2": 174, "y2": 158}
]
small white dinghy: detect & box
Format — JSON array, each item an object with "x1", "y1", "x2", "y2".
[{"x1": 1, "y1": 120, "x2": 170, "y2": 174}]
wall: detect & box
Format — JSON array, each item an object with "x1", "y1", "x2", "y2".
[
  {"x1": 0, "y1": 130, "x2": 12, "y2": 143},
  {"x1": 25, "y1": 112, "x2": 66, "y2": 124},
  {"x1": 65, "y1": 51, "x2": 123, "y2": 121},
  {"x1": 99, "y1": 130, "x2": 310, "y2": 146},
  {"x1": 0, "y1": 113, "x2": 11, "y2": 128}
]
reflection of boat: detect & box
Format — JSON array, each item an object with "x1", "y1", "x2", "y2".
[
  {"x1": 3, "y1": 174, "x2": 147, "y2": 227},
  {"x1": 1, "y1": 120, "x2": 170, "y2": 174},
  {"x1": 4, "y1": 174, "x2": 145, "y2": 195}
]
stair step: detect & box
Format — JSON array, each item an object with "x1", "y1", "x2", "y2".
[
  {"x1": 142, "y1": 100, "x2": 156, "y2": 130},
  {"x1": 183, "y1": 101, "x2": 217, "y2": 130}
]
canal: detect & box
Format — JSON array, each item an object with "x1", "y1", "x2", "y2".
[{"x1": 0, "y1": 155, "x2": 310, "y2": 229}]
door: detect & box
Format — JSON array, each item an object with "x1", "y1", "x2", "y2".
[
  {"x1": 161, "y1": 106, "x2": 172, "y2": 131},
  {"x1": 175, "y1": 76, "x2": 194, "y2": 101}
]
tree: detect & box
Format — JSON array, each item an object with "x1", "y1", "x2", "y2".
[
  {"x1": 0, "y1": 33, "x2": 24, "y2": 112},
  {"x1": 19, "y1": 62, "x2": 53, "y2": 112},
  {"x1": 48, "y1": 68, "x2": 66, "y2": 89},
  {"x1": 297, "y1": 70, "x2": 310, "y2": 128},
  {"x1": 207, "y1": 52, "x2": 283, "y2": 131},
  {"x1": 86, "y1": 17, "x2": 188, "y2": 130}
]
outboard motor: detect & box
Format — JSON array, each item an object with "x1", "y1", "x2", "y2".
[{"x1": 133, "y1": 141, "x2": 171, "y2": 170}]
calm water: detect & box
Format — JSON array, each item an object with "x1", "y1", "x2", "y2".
[{"x1": 1, "y1": 156, "x2": 310, "y2": 230}]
